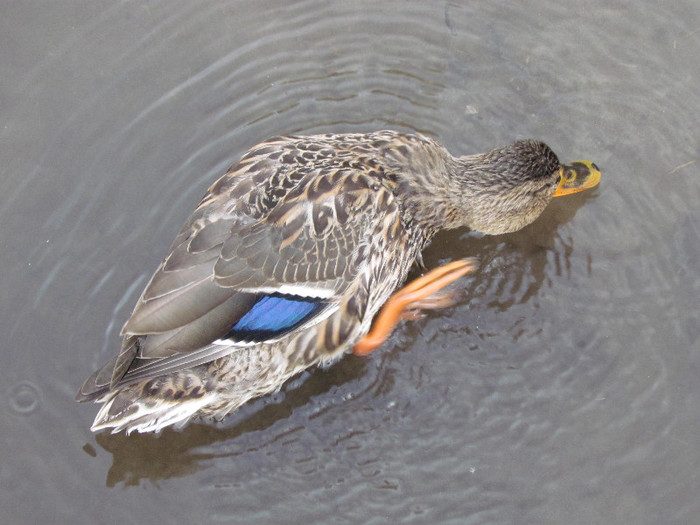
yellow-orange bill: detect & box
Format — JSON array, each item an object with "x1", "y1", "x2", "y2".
[{"x1": 553, "y1": 160, "x2": 601, "y2": 197}]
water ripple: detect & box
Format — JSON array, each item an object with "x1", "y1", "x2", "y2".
[
  {"x1": 3, "y1": 0, "x2": 700, "y2": 523},
  {"x1": 8, "y1": 381, "x2": 42, "y2": 416}
]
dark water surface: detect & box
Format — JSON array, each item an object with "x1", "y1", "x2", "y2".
[{"x1": 2, "y1": 1, "x2": 699, "y2": 523}]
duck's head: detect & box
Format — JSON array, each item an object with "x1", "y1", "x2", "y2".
[{"x1": 454, "y1": 139, "x2": 600, "y2": 235}]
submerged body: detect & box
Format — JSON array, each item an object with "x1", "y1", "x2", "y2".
[{"x1": 77, "y1": 130, "x2": 600, "y2": 433}]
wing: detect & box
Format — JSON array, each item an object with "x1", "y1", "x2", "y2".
[{"x1": 77, "y1": 138, "x2": 402, "y2": 399}]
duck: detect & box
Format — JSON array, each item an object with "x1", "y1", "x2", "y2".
[{"x1": 76, "y1": 130, "x2": 600, "y2": 434}]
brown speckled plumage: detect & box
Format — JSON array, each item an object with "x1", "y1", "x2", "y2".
[{"x1": 77, "y1": 130, "x2": 572, "y2": 434}]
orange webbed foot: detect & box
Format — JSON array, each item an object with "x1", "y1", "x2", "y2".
[{"x1": 353, "y1": 258, "x2": 479, "y2": 356}]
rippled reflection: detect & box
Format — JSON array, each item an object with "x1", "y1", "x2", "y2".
[
  {"x1": 93, "y1": 358, "x2": 368, "y2": 486},
  {"x1": 3, "y1": 0, "x2": 699, "y2": 523}
]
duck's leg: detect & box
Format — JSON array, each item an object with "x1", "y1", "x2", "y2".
[
  {"x1": 353, "y1": 258, "x2": 478, "y2": 356},
  {"x1": 399, "y1": 293, "x2": 463, "y2": 321}
]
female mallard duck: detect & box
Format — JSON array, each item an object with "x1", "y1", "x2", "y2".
[{"x1": 77, "y1": 130, "x2": 600, "y2": 433}]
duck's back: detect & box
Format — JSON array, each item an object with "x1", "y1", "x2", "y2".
[{"x1": 77, "y1": 131, "x2": 438, "y2": 433}]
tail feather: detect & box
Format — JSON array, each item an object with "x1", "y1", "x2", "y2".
[
  {"x1": 91, "y1": 387, "x2": 215, "y2": 434},
  {"x1": 75, "y1": 355, "x2": 118, "y2": 402}
]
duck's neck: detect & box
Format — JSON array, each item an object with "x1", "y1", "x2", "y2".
[
  {"x1": 380, "y1": 138, "x2": 483, "y2": 234},
  {"x1": 383, "y1": 142, "x2": 552, "y2": 236}
]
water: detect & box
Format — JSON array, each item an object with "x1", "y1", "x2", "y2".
[{"x1": 2, "y1": 1, "x2": 699, "y2": 523}]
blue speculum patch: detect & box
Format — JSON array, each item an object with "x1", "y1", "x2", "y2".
[{"x1": 227, "y1": 294, "x2": 326, "y2": 342}]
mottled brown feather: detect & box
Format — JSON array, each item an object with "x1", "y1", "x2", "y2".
[{"x1": 76, "y1": 131, "x2": 590, "y2": 434}]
